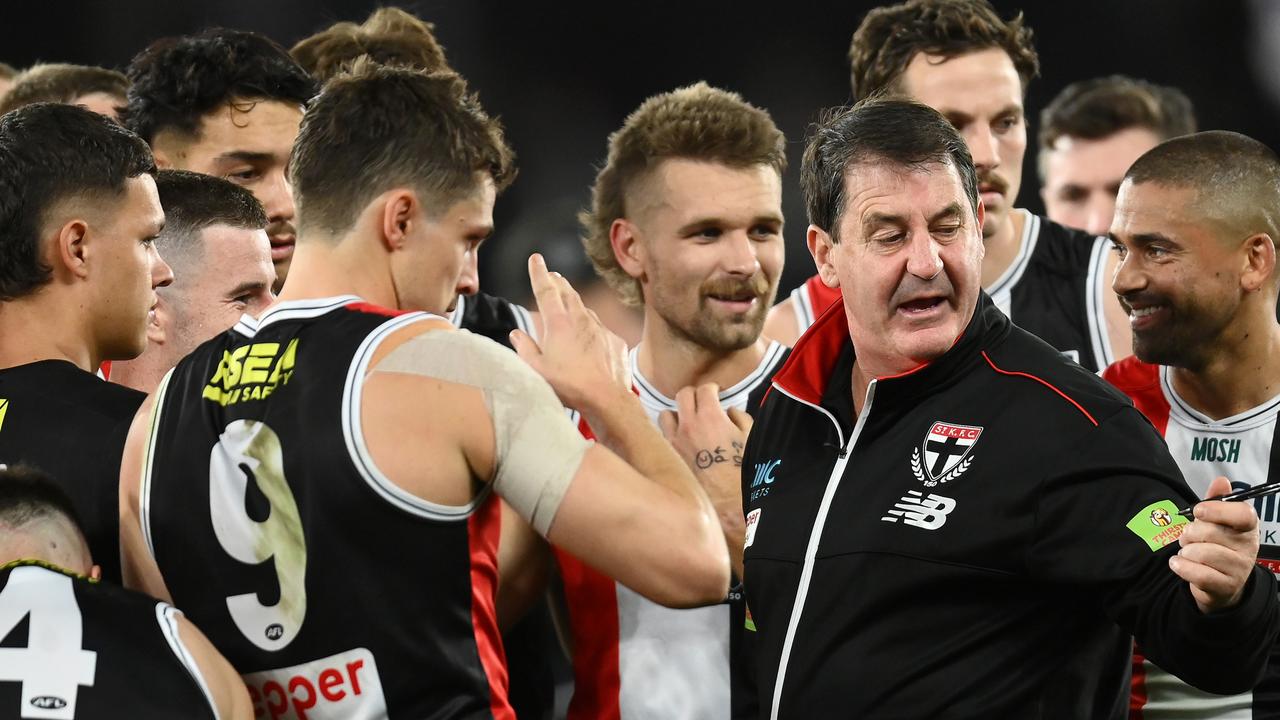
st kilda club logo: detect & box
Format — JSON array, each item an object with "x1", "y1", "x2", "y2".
[{"x1": 911, "y1": 421, "x2": 982, "y2": 487}]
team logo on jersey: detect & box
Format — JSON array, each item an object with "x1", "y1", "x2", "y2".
[
  {"x1": 881, "y1": 491, "x2": 957, "y2": 530},
  {"x1": 0, "y1": 397, "x2": 8, "y2": 433},
  {"x1": 911, "y1": 421, "x2": 981, "y2": 487}
]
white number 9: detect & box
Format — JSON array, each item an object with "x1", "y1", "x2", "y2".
[{"x1": 209, "y1": 420, "x2": 307, "y2": 651}]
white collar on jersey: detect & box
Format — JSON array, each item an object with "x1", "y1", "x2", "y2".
[
  {"x1": 984, "y1": 209, "x2": 1038, "y2": 299},
  {"x1": 1160, "y1": 365, "x2": 1280, "y2": 430},
  {"x1": 629, "y1": 341, "x2": 786, "y2": 412}
]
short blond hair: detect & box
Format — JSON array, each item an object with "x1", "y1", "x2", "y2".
[{"x1": 580, "y1": 82, "x2": 785, "y2": 305}]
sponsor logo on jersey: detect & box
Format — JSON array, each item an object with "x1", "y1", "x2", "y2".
[
  {"x1": 911, "y1": 421, "x2": 981, "y2": 487},
  {"x1": 1126, "y1": 500, "x2": 1189, "y2": 551},
  {"x1": 242, "y1": 647, "x2": 387, "y2": 720},
  {"x1": 744, "y1": 508, "x2": 762, "y2": 548},
  {"x1": 0, "y1": 398, "x2": 7, "y2": 433},
  {"x1": 881, "y1": 491, "x2": 957, "y2": 530},
  {"x1": 203, "y1": 339, "x2": 299, "y2": 407},
  {"x1": 1190, "y1": 437, "x2": 1241, "y2": 463},
  {"x1": 750, "y1": 459, "x2": 781, "y2": 501}
]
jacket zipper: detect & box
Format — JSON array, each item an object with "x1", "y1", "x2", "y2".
[{"x1": 769, "y1": 379, "x2": 877, "y2": 720}]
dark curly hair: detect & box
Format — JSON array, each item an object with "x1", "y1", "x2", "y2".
[
  {"x1": 849, "y1": 0, "x2": 1039, "y2": 101},
  {"x1": 123, "y1": 28, "x2": 317, "y2": 143},
  {"x1": 0, "y1": 103, "x2": 155, "y2": 300}
]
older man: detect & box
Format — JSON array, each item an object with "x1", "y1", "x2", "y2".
[{"x1": 733, "y1": 99, "x2": 1279, "y2": 719}]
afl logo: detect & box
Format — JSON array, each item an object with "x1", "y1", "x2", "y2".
[
  {"x1": 31, "y1": 696, "x2": 68, "y2": 710},
  {"x1": 265, "y1": 623, "x2": 285, "y2": 640},
  {"x1": 1150, "y1": 508, "x2": 1172, "y2": 527}
]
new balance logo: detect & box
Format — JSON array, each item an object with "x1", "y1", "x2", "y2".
[{"x1": 881, "y1": 491, "x2": 957, "y2": 530}]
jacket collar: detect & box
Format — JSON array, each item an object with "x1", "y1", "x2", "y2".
[{"x1": 773, "y1": 290, "x2": 1009, "y2": 406}]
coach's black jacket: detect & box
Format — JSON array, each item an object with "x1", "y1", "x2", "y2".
[{"x1": 741, "y1": 292, "x2": 1280, "y2": 719}]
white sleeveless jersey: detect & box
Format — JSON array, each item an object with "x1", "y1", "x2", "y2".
[{"x1": 1106, "y1": 357, "x2": 1280, "y2": 719}]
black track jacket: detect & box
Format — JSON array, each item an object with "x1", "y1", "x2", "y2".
[{"x1": 741, "y1": 292, "x2": 1280, "y2": 719}]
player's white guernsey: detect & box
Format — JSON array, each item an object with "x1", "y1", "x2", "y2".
[
  {"x1": 556, "y1": 341, "x2": 788, "y2": 720},
  {"x1": 1105, "y1": 357, "x2": 1280, "y2": 719}
]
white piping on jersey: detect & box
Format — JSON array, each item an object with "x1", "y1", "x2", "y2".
[
  {"x1": 511, "y1": 302, "x2": 539, "y2": 342},
  {"x1": 629, "y1": 341, "x2": 787, "y2": 414},
  {"x1": 769, "y1": 383, "x2": 845, "y2": 449},
  {"x1": 790, "y1": 284, "x2": 815, "y2": 333},
  {"x1": 1085, "y1": 234, "x2": 1116, "y2": 372},
  {"x1": 156, "y1": 603, "x2": 221, "y2": 720},
  {"x1": 342, "y1": 312, "x2": 491, "y2": 521},
  {"x1": 448, "y1": 295, "x2": 467, "y2": 328},
  {"x1": 985, "y1": 209, "x2": 1038, "y2": 315},
  {"x1": 140, "y1": 367, "x2": 176, "y2": 562},
  {"x1": 769, "y1": 379, "x2": 876, "y2": 720},
  {"x1": 1160, "y1": 365, "x2": 1280, "y2": 431},
  {"x1": 233, "y1": 295, "x2": 362, "y2": 337}
]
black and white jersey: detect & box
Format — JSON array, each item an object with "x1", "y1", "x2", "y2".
[
  {"x1": 448, "y1": 292, "x2": 537, "y2": 349},
  {"x1": 1108, "y1": 358, "x2": 1280, "y2": 719},
  {"x1": 556, "y1": 342, "x2": 789, "y2": 720},
  {"x1": 986, "y1": 210, "x2": 1115, "y2": 371},
  {"x1": 0, "y1": 361, "x2": 143, "y2": 584},
  {"x1": 141, "y1": 296, "x2": 514, "y2": 719},
  {"x1": 0, "y1": 561, "x2": 216, "y2": 719}
]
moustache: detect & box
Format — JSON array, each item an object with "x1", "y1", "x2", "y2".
[
  {"x1": 976, "y1": 169, "x2": 1009, "y2": 196},
  {"x1": 701, "y1": 274, "x2": 771, "y2": 302},
  {"x1": 1117, "y1": 291, "x2": 1167, "y2": 314},
  {"x1": 267, "y1": 219, "x2": 297, "y2": 241}
]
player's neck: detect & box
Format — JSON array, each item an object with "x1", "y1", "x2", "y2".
[
  {"x1": 0, "y1": 295, "x2": 96, "y2": 372},
  {"x1": 274, "y1": 240, "x2": 399, "y2": 311},
  {"x1": 1170, "y1": 311, "x2": 1280, "y2": 420},
  {"x1": 635, "y1": 319, "x2": 771, "y2": 401},
  {"x1": 980, "y1": 209, "x2": 1025, "y2": 288}
]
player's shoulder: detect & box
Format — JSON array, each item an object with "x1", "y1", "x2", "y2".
[
  {"x1": 0, "y1": 360, "x2": 144, "y2": 422},
  {"x1": 1030, "y1": 213, "x2": 1105, "y2": 269},
  {"x1": 458, "y1": 291, "x2": 534, "y2": 349},
  {"x1": 1101, "y1": 355, "x2": 1160, "y2": 395},
  {"x1": 985, "y1": 319, "x2": 1134, "y2": 429}
]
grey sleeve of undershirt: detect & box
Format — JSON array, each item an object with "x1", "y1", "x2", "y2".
[{"x1": 372, "y1": 328, "x2": 591, "y2": 535}]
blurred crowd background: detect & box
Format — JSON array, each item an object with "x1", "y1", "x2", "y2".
[{"x1": 4, "y1": 0, "x2": 1278, "y2": 310}]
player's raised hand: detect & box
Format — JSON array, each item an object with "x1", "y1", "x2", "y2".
[
  {"x1": 510, "y1": 253, "x2": 630, "y2": 410},
  {"x1": 1171, "y1": 475, "x2": 1262, "y2": 613},
  {"x1": 659, "y1": 384, "x2": 753, "y2": 577}
]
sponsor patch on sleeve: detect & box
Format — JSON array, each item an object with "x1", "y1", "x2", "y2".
[
  {"x1": 1126, "y1": 500, "x2": 1189, "y2": 551},
  {"x1": 744, "y1": 508, "x2": 762, "y2": 549}
]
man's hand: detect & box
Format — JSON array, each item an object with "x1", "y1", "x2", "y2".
[
  {"x1": 659, "y1": 384, "x2": 753, "y2": 578},
  {"x1": 1171, "y1": 476, "x2": 1261, "y2": 613},
  {"x1": 510, "y1": 254, "x2": 630, "y2": 411}
]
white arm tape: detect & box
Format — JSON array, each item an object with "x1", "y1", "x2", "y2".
[{"x1": 372, "y1": 328, "x2": 590, "y2": 535}]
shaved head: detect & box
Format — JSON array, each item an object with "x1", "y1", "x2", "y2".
[
  {"x1": 0, "y1": 465, "x2": 93, "y2": 574},
  {"x1": 1124, "y1": 131, "x2": 1280, "y2": 248}
]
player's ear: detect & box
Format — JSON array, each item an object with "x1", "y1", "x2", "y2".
[
  {"x1": 54, "y1": 219, "x2": 91, "y2": 280},
  {"x1": 610, "y1": 218, "x2": 646, "y2": 281},
  {"x1": 380, "y1": 189, "x2": 417, "y2": 251},
  {"x1": 808, "y1": 224, "x2": 839, "y2": 289},
  {"x1": 1240, "y1": 232, "x2": 1276, "y2": 293}
]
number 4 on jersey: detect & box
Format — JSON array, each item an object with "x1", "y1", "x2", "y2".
[{"x1": 0, "y1": 568, "x2": 97, "y2": 719}]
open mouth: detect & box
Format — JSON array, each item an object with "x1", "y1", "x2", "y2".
[
  {"x1": 898, "y1": 297, "x2": 946, "y2": 315},
  {"x1": 706, "y1": 291, "x2": 758, "y2": 313},
  {"x1": 1127, "y1": 303, "x2": 1168, "y2": 330}
]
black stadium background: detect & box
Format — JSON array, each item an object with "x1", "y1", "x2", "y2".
[{"x1": 3, "y1": 0, "x2": 1276, "y2": 306}]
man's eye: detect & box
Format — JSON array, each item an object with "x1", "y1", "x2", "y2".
[{"x1": 227, "y1": 169, "x2": 260, "y2": 182}]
